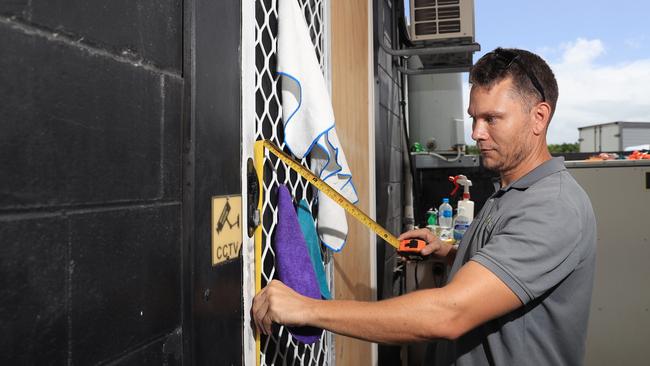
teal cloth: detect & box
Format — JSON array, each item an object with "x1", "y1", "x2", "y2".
[{"x1": 297, "y1": 199, "x2": 332, "y2": 299}]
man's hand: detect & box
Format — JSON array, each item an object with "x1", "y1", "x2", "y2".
[
  {"x1": 398, "y1": 228, "x2": 452, "y2": 258},
  {"x1": 252, "y1": 280, "x2": 316, "y2": 335}
]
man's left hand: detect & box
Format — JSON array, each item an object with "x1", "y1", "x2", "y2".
[{"x1": 252, "y1": 279, "x2": 316, "y2": 335}]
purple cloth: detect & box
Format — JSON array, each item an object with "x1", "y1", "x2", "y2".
[{"x1": 274, "y1": 185, "x2": 323, "y2": 344}]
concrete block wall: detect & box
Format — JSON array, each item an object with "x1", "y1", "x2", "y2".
[{"x1": 0, "y1": 1, "x2": 184, "y2": 364}]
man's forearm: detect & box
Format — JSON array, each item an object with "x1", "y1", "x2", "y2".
[
  {"x1": 307, "y1": 288, "x2": 462, "y2": 344},
  {"x1": 252, "y1": 262, "x2": 520, "y2": 344}
]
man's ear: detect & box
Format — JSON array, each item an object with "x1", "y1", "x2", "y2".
[{"x1": 531, "y1": 102, "x2": 551, "y2": 135}]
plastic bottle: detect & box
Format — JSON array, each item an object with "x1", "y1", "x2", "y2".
[
  {"x1": 458, "y1": 199, "x2": 474, "y2": 222},
  {"x1": 426, "y1": 208, "x2": 437, "y2": 226},
  {"x1": 438, "y1": 198, "x2": 453, "y2": 240},
  {"x1": 453, "y1": 206, "x2": 471, "y2": 241},
  {"x1": 425, "y1": 208, "x2": 439, "y2": 235},
  {"x1": 451, "y1": 175, "x2": 475, "y2": 221}
]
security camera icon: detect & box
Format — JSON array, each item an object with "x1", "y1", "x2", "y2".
[{"x1": 217, "y1": 198, "x2": 240, "y2": 234}]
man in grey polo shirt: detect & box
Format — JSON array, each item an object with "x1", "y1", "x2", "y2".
[{"x1": 252, "y1": 48, "x2": 597, "y2": 365}]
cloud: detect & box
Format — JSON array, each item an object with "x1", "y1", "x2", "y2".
[
  {"x1": 463, "y1": 38, "x2": 650, "y2": 145},
  {"x1": 558, "y1": 38, "x2": 605, "y2": 65},
  {"x1": 549, "y1": 38, "x2": 650, "y2": 143}
]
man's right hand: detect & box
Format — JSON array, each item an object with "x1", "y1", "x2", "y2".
[{"x1": 398, "y1": 228, "x2": 453, "y2": 258}]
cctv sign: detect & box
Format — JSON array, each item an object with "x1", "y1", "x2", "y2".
[{"x1": 211, "y1": 195, "x2": 242, "y2": 266}]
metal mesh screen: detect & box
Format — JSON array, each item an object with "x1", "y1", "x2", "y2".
[{"x1": 254, "y1": 0, "x2": 332, "y2": 364}]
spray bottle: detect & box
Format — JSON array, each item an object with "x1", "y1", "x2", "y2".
[
  {"x1": 449, "y1": 175, "x2": 474, "y2": 241},
  {"x1": 449, "y1": 175, "x2": 474, "y2": 221}
]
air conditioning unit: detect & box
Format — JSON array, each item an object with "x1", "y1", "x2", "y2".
[{"x1": 408, "y1": 0, "x2": 475, "y2": 42}]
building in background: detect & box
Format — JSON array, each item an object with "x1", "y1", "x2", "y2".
[{"x1": 578, "y1": 121, "x2": 650, "y2": 152}]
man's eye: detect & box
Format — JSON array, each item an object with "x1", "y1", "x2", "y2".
[{"x1": 485, "y1": 116, "x2": 495, "y2": 124}]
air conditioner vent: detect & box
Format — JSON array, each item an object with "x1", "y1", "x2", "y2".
[
  {"x1": 415, "y1": 22, "x2": 437, "y2": 35},
  {"x1": 438, "y1": 20, "x2": 461, "y2": 33},
  {"x1": 438, "y1": 6, "x2": 460, "y2": 19},
  {"x1": 414, "y1": 0, "x2": 436, "y2": 7},
  {"x1": 409, "y1": 0, "x2": 474, "y2": 42},
  {"x1": 414, "y1": 8, "x2": 436, "y2": 22}
]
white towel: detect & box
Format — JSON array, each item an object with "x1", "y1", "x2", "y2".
[{"x1": 278, "y1": 0, "x2": 358, "y2": 251}]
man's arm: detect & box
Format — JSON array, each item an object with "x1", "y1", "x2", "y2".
[{"x1": 252, "y1": 261, "x2": 522, "y2": 344}]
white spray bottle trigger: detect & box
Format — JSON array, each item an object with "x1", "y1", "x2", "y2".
[
  {"x1": 456, "y1": 175, "x2": 473, "y2": 200},
  {"x1": 454, "y1": 175, "x2": 474, "y2": 221}
]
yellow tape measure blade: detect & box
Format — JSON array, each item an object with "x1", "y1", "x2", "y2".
[{"x1": 262, "y1": 140, "x2": 400, "y2": 249}]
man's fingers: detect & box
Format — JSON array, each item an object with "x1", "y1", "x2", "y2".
[
  {"x1": 254, "y1": 296, "x2": 270, "y2": 335},
  {"x1": 253, "y1": 286, "x2": 272, "y2": 335},
  {"x1": 421, "y1": 242, "x2": 437, "y2": 255},
  {"x1": 251, "y1": 279, "x2": 307, "y2": 336},
  {"x1": 260, "y1": 286, "x2": 277, "y2": 335},
  {"x1": 262, "y1": 309, "x2": 274, "y2": 335},
  {"x1": 398, "y1": 228, "x2": 434, "y2": 242},
  {"x1": 252, "y1": 281, "x2": 285, "y2": 336}
]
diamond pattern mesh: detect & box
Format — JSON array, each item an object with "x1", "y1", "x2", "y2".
[{"x1": 254, "y1": 0, "x2": 332, "y2": 364}]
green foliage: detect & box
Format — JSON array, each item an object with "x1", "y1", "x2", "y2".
[
  {"x1": 548, "y1": 143, "x2": 579, "y2": 153},
  {"x1": 466, "y1": 145, "x2": 480, "y2": 155}
]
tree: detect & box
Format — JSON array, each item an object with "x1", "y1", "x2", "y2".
[
  {"x1": 466, "y1": 145, "x2": 479, "y2": 155},
  {"x1": 548, "y1": 143, "x2": 579, "y2": 153}
]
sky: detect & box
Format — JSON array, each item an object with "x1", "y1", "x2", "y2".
[{"x1": 458, "y1": 0, "x2": 650, "y2": 144}]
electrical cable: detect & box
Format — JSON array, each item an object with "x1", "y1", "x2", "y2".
[{"x1": 410, "y1": 146, "x2": 463, "y2": 162}]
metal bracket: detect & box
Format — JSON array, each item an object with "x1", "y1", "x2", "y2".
[
  {"x1": 378, "y1": 19, "x2": 480, "y2": 75},
  {"x1": 380, "y1": 39, "x2": 481, "y2": 58},
  {"x1": 397, "y1": 63, "x2": 474, "y2": 75}
]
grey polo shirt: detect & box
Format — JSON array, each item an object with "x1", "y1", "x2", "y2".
[{"x1": 431, "y1": 157, "x2": 597, "y2": 365}]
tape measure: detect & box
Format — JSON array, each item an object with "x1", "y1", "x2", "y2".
[{"x1": 257, "y1": 140, "x2": 426, "y2": 254}]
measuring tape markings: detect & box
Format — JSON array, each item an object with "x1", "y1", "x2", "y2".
[{"x1": 261, "y1": 140, "x2": 400, "y2": 249}]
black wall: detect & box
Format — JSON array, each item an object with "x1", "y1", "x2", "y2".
[
  {"x1": 1, "y1": 1, "x2": 243, "y2": 365},
  {"x1": 188, "y1": 0, "x2": 242, "y2": 364},
  {"x1": 373, "y1": 1, "x2": 407, "y2": 364},
  {"x1": 374, "y1": 0, "x2": 407, "y2": 297}
]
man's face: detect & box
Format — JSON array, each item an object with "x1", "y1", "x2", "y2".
[{"x1": 468, "y1": 78, "x2": 534, "y2": 174}]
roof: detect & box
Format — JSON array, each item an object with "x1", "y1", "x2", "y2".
[{"x1": 578, "y1": 121, "x2": 650, "y2": 130}]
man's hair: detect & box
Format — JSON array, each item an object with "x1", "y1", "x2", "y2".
[{"x1": 470, "y1": 48, "x2": 559, "y2": 119}]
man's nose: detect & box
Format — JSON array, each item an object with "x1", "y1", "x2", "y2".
[{"x1": 472, "y1": 121, "x2": 488, "y2": 141}]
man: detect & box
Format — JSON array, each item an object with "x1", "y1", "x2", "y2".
[{"x1": 252, "y1": 48, "x2": 597, "y2": 365}]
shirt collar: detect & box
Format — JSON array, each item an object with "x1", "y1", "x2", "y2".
[{"x1": 500, "y1": 157, "x2": 566, "y2": 192}]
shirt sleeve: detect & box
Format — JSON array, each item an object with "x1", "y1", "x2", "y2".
[{"x1": 471, "y1": 193, "x2": 583, "y2": 304}]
